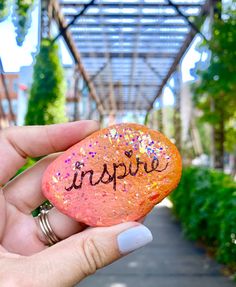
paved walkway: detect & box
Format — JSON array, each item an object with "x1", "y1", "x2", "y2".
[{"x1": 78, "y1": 203, "x2": 235, "y2": 287}]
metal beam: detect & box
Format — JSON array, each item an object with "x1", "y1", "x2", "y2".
[
  {"x1": 147, "y1": 30, "x2": 196, "y2": 112},
  {"x1": 74, "y1": 38, "x2": 184, "y2": 44},
  {"x1": 76, "y1": 47, "x2": 179, "y2": 53},
  {"x1": 76, "y1": 46, "x2": 179, "y2": 51},
  {"x1": 100, "y1": 98, "x2": 155, "y2": 105},
  {"x1": 61, "y1": 2, "x2": 202, "y2": 9},
  {"x1": 95, "y1": 83, "x2": 161, "y2": 88},
  {"x1": 94, "y1": 67, "x2": 170, "y2": 71},
  {"x1": 41, "y1": 0, "x2": 53, "y2": 39},
  {"x1": 95, "y1": 70, "x2": 168, "y2": 73},
  {"x1": 97, "y1": 2, "x2": 117, "y2": 113},
  {"x1": 94, "y1": 80, "x2": 163, "y2": 85},
  {"x1": 52, "y1": 0, "x2": 104, "y2": 115},
  {"x1": 52, "y1": 0, "x2": 95, "y2": 43},
  {"x1": 71, "y1": 26, "x2": 189, "y2": 33},
  {"x1": 75, "y1": 43, "x2": 182, "y2": 48},
  {"x1": 96, "y1": 94, "x2": 156, "y2": 100},
  {"x1": 77, "y1": 40, "x2": 109, "y2": 111},
  {"x1": 78, "y1": 52, "x2": 177, "y2": 58},
  {"x1": 94, "y1": 83, "x2": 161, "y2": 87},
  {"x1": 73, "y1": 68, "x2": 80, "y2": 121},
  {"x1": 73, "y1": 34, "x2": 185, "y2": 40},
  {"x1": 93, "y1": 67, "x2": 167, "y2": 71},
  {"x1": 116, "y1": 102, "x2": 149, "y2": 110},
  {"x1": 147, "y1": 0, "x2": 211, "y2": 112},
  {"x1": 167, "y1": 0, "x2": 207, "y2": 41},
  {"x1": 71, "y1": 31, "x2": 188, "y2": 36},
  {"x1": 127, "y1": 8, "x2": 141, "y2": 109},
  {"x1": 54, "y1": 0, "x2": 210, "y2": 117},
  {"x1": 97, "y1": 74, "x2": 170, "y2": 78},
  {"x1": 144, "y1": 59, "x2": 176, "y2": 94},
  {"x1": 135, "y1": 78, "x2": 152, "y2": 110},
  {"x1": 65, "y1": 14, "x2": 191, "y2": 19},
  {"x1": 72, "y1": 23, "x2": 187, "y2": 28},
  {"x1": 141, "y1": 94, "x2": 153, "y2": 106},
  {"x1": 89, "y1": 61, "x2": 109, "y2": 82}
]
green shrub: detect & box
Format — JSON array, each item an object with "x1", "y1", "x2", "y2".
[
  {"x1": 13, "y1": 0, "x2": 34, "y2": 46},
  {"x1": 0, "y1": 0, "x2": 11, "y2": 21},
  {"x1": 25, "y1": 38, "x2": 67, "y2": 125},
  {"x1": 171, "y1": 167, "x2": 236, "y2": 269},
  {"x1": 15, "y1": 158, "x2": 36, "y2": 176},
  {"x1": 20, "y1": 38, "x2": 67, "y2": 215}
]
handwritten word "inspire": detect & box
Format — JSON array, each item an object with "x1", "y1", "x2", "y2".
[{"x1": 65, "y1": 150, "x2": 168, "y2": 192}]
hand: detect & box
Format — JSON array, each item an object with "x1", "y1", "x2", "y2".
[{"x1": 0, "y1": 121, "x2": 153, "y2": 287}]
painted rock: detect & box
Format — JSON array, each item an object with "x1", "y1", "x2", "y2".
[{"x1": 42, "y1": 123, "x2": 182, "y2": 226}]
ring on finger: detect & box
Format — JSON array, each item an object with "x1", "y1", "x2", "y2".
[{"x1": 38, "y1": 205, "x2": 60, "y2": 246}]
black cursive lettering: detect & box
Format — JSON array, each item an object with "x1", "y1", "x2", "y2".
[{"x1": 65, "y1": 150, "x2": 169, "y2": 191}]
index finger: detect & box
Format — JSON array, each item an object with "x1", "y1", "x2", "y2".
[{"x1": 0, "y1": 121, "x2": 99, "y2": 185}]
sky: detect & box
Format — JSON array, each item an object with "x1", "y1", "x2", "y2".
[
  {"x1": 0, "y1": 3, "x2": 39, "y2": 71},
  {"x1": 0, "y1": 2, "x2": 202, "y2": 107}
]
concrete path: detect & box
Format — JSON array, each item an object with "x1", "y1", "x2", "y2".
[{"x1": 77, "y1": 202, "x2": 235, "y2": 287}]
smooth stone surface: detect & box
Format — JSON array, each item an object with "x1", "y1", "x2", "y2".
[{"x1": 42, "y1": 123, "x2": 181, "y2": 226}]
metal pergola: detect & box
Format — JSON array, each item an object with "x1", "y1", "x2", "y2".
[{"x1": 48, "y1": 0, "x2": 212, "y2": 118}]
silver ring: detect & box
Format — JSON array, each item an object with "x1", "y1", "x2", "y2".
[{"x1": 38, "y1": 206, "x2": 60, "y2": 246}]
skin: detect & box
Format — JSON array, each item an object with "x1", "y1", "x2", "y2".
[{"x1": 0, "y1": 121, "x2": 139, "y2": 287}]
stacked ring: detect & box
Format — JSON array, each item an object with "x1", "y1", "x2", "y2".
[{"x1": 38, "y1": 207, "x2": 60, "y2": 246}]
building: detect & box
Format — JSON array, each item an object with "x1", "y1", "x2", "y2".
[
  {"x1": 0, "y1": 63, "x2": 99, "y2": 128},
  {"x1": 15, "y1": 65, "x2": 95, "y2": 125},
  {"x1": 17, "y1": 66, "x2": 33, "y2": 126},
  {"x1": 0, "y1": 73, "x2": 18, "y2": 128}
]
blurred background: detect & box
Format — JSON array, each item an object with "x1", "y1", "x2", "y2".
[{"x1": 0, "y1": 0, "x2": 235, "y2": 286}]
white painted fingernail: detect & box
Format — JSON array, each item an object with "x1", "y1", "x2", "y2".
[{"x1": 117, "y1": 225, "x2": 153, "y2": 254}]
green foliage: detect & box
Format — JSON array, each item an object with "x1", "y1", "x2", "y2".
[
  {"x1": 25, "y1": 38, "x2": 68, "y2": 125},
  {"x1": 192, "y1": 6, "x2": 236, "y2": 154},
  {"x1": 15, "y1": 157, "x2": 36, "y2": 176},
  {"x1": 195, "y1": 121, "x2": 211, "y2": 155},
  {"x1": 13, "y1": 0, "x2": 34, "y2": 46},
  {"x1": 0, "y1": 0, "x2": 34, "y2": 45},
  {"x1": 0, "y1": 0, "x2": 11, "y2": 21},
  {"x1": 23, "y1": 39, "x2": 67, "y2": 215},
  {"x1": 171, "y1": 167, "x2": 236, "y2": 271}
]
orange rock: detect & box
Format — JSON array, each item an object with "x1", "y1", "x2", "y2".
[{"x1": 42, "y1": 123, "x2": 182, "y2": 226}]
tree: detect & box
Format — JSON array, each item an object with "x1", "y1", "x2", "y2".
[
  {"x1": 0, "y1": 0, "x2": 34, "y2": 45},
  {"x1": 13, "y1": 0, "x2": 35, "y2": 46},
  {"x1": 25, "y1": 38, "x2": 67, "y2": 125},
  {"x1": 0, "y1": 0, "x2": 11, "y2": 21},
  {"x1": 192, "y1": 6, "x2": 236, "y2": 169}
]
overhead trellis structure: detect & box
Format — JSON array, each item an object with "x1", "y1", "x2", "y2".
[{"x1": 50, "y1": 0, "x2": 212, "y2": 117}]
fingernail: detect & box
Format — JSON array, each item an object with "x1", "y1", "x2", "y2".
[{"x1": 117, "y1": 225, "x2": 153, "y2": 254}]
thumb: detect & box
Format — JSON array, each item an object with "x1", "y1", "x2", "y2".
[{"x1": 32, "y1": 222, "x2": 153, "y2": 287}]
